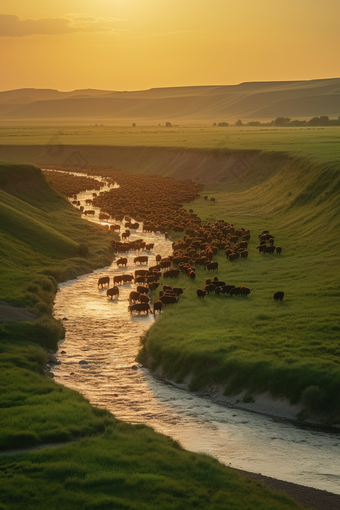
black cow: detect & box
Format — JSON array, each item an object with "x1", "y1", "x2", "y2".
[
  {"x1": 204, "y1": 284, "x2": 216, "y2": 294},
  {"x1": 205, "y1": 262, "x2": 218, "y2": 271},
  {"x1": 274, "y1": 291, "x2": 284, "y2": 302},
  {"x1": 220, "y1": 285, "x2": 236, "y2": 295}
]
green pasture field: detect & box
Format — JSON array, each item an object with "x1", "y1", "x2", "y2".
[
  {"x1": 0, "y1": 427, "x2": 303, "y2": 510},
  {"x1": 0, "y1": 124, "x2": 340, "y2": 163},
  {"x1": 139, "y1": 154, "x2": 340, "y2": 423},
  {"x1": 0, "y1": 162, "x2": 306, "y2": 509}
]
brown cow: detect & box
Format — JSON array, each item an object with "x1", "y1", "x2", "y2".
[
  {"x1": 159, "y1": 295, "x2": 179, "y2": 305},
  {"x1": 128, "y1": 303, "x2": 151, "y2": 315},
  {"x1": 129, "y1": 291, "x2": 140, "y2": 304},
  {"x1": 134, "y1": 256, "x2": 148, "y2": 265},
  {"x1": 116, "y1": 257, "x2": 128, "y2": 267},
  {"x1": 98, "y1": 276, "x2": 110, "y2": 287},
  {"x1": 153, "y1": 300, "x2": 163, "y2": 313},
  {"x1": 122, "y1": 274, "x2": 134, "y2": 283},
  {"x1": 137, "y1": 285, "x2": 149, "y2": 295},
  {"x1": 107, "y1": 286, "x2": 119, "y2": 299},
  {"x1": 139, "y1": 294, "x2": 150, "y2": 304},
  {"x1": 163, "y1": 269, "x2": 180, "y2": 279},
  {"x1": 113, "y1": 275, "x2": 124, "y2": 285}
]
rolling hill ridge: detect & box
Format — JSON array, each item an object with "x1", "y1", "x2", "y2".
[{"x1": 1, "y1": 78, "x2": 340, "y2": 121}]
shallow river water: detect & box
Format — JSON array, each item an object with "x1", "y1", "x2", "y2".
[{"x1": 51, "y1": 172, "x2": 340, "y2": 495}]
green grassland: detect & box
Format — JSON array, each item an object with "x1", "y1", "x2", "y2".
[
  {"x1": 0, "y1": 124, "x2": 340, "y2": 163},
  {"x1": 0, "y1": 162, "x2": 304, "y2": 509},
  {"x1": 0, "y1": 428, "x2": 303, "y2": 510},
  {"x1": 139, "y1": 154, "x2": 340, "y2": 423},
  {"x1": 0, "y1": 162, "x2": 118, "y2": 445}
]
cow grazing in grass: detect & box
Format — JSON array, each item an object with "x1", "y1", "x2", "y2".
[
  {"x1": 220, "y1": 285, "x2": 236, "y2": 295},
  {"x1": 230, "y1": 286, "x2": 252, "y2": 297},
  {"x1": 163, "y1": 269, "x2": 180, "y2": 279},
  {"x1": 153, "y1": 300, "x2": 163, "y2": 313},
  {"x1": 159, "y1": 295, "x2": 179, "y2": 305},
  {"x1": 274, "y1": 291, "x2": 284, "y2": 302},
  {"x1": 196, "y1": 288, "x2": 206, "y2": 298},
  {"x1": 205, "y1": 261, "x2": 218, "y2": 271}
]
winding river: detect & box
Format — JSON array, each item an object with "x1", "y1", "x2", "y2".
[{"x1": 50, "y1": 171, "x2": 340, "y2": 496}]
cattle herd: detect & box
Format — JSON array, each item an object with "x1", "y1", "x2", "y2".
[{"x1": 43, "y1": 165, "x2": 285, "y2": 313}]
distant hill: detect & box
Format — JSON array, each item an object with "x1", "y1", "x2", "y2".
[{"x1": 1, "y1": 79, "x2": 340, "y2": 121}]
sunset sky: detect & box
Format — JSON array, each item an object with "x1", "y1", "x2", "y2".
[{"x1": 1, "y1": 0, "x2": 339, "y2": 92}]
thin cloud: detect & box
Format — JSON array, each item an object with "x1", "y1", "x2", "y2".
[{"x1": 0, "y1": 14, "x2": 120, "y2": 37}]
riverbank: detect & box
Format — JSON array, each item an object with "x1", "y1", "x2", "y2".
[{"x1": 151, "y1": 364, "x2": 336, "y2": 428}]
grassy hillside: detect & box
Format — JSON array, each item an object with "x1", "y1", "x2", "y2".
[
  {"x1": 0, "y1": 163, "x2": 113, "y2": 307},
  {"x1": 0, "y1": 166, "x2": 305, "y2": 509},
  {"x1": 137, "y1": 154, "x2": 340, "y2": 424}
]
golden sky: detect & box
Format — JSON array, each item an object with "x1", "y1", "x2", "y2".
[{"x1": 0, "y1": 0, "x2": 339, "y2": 91}]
